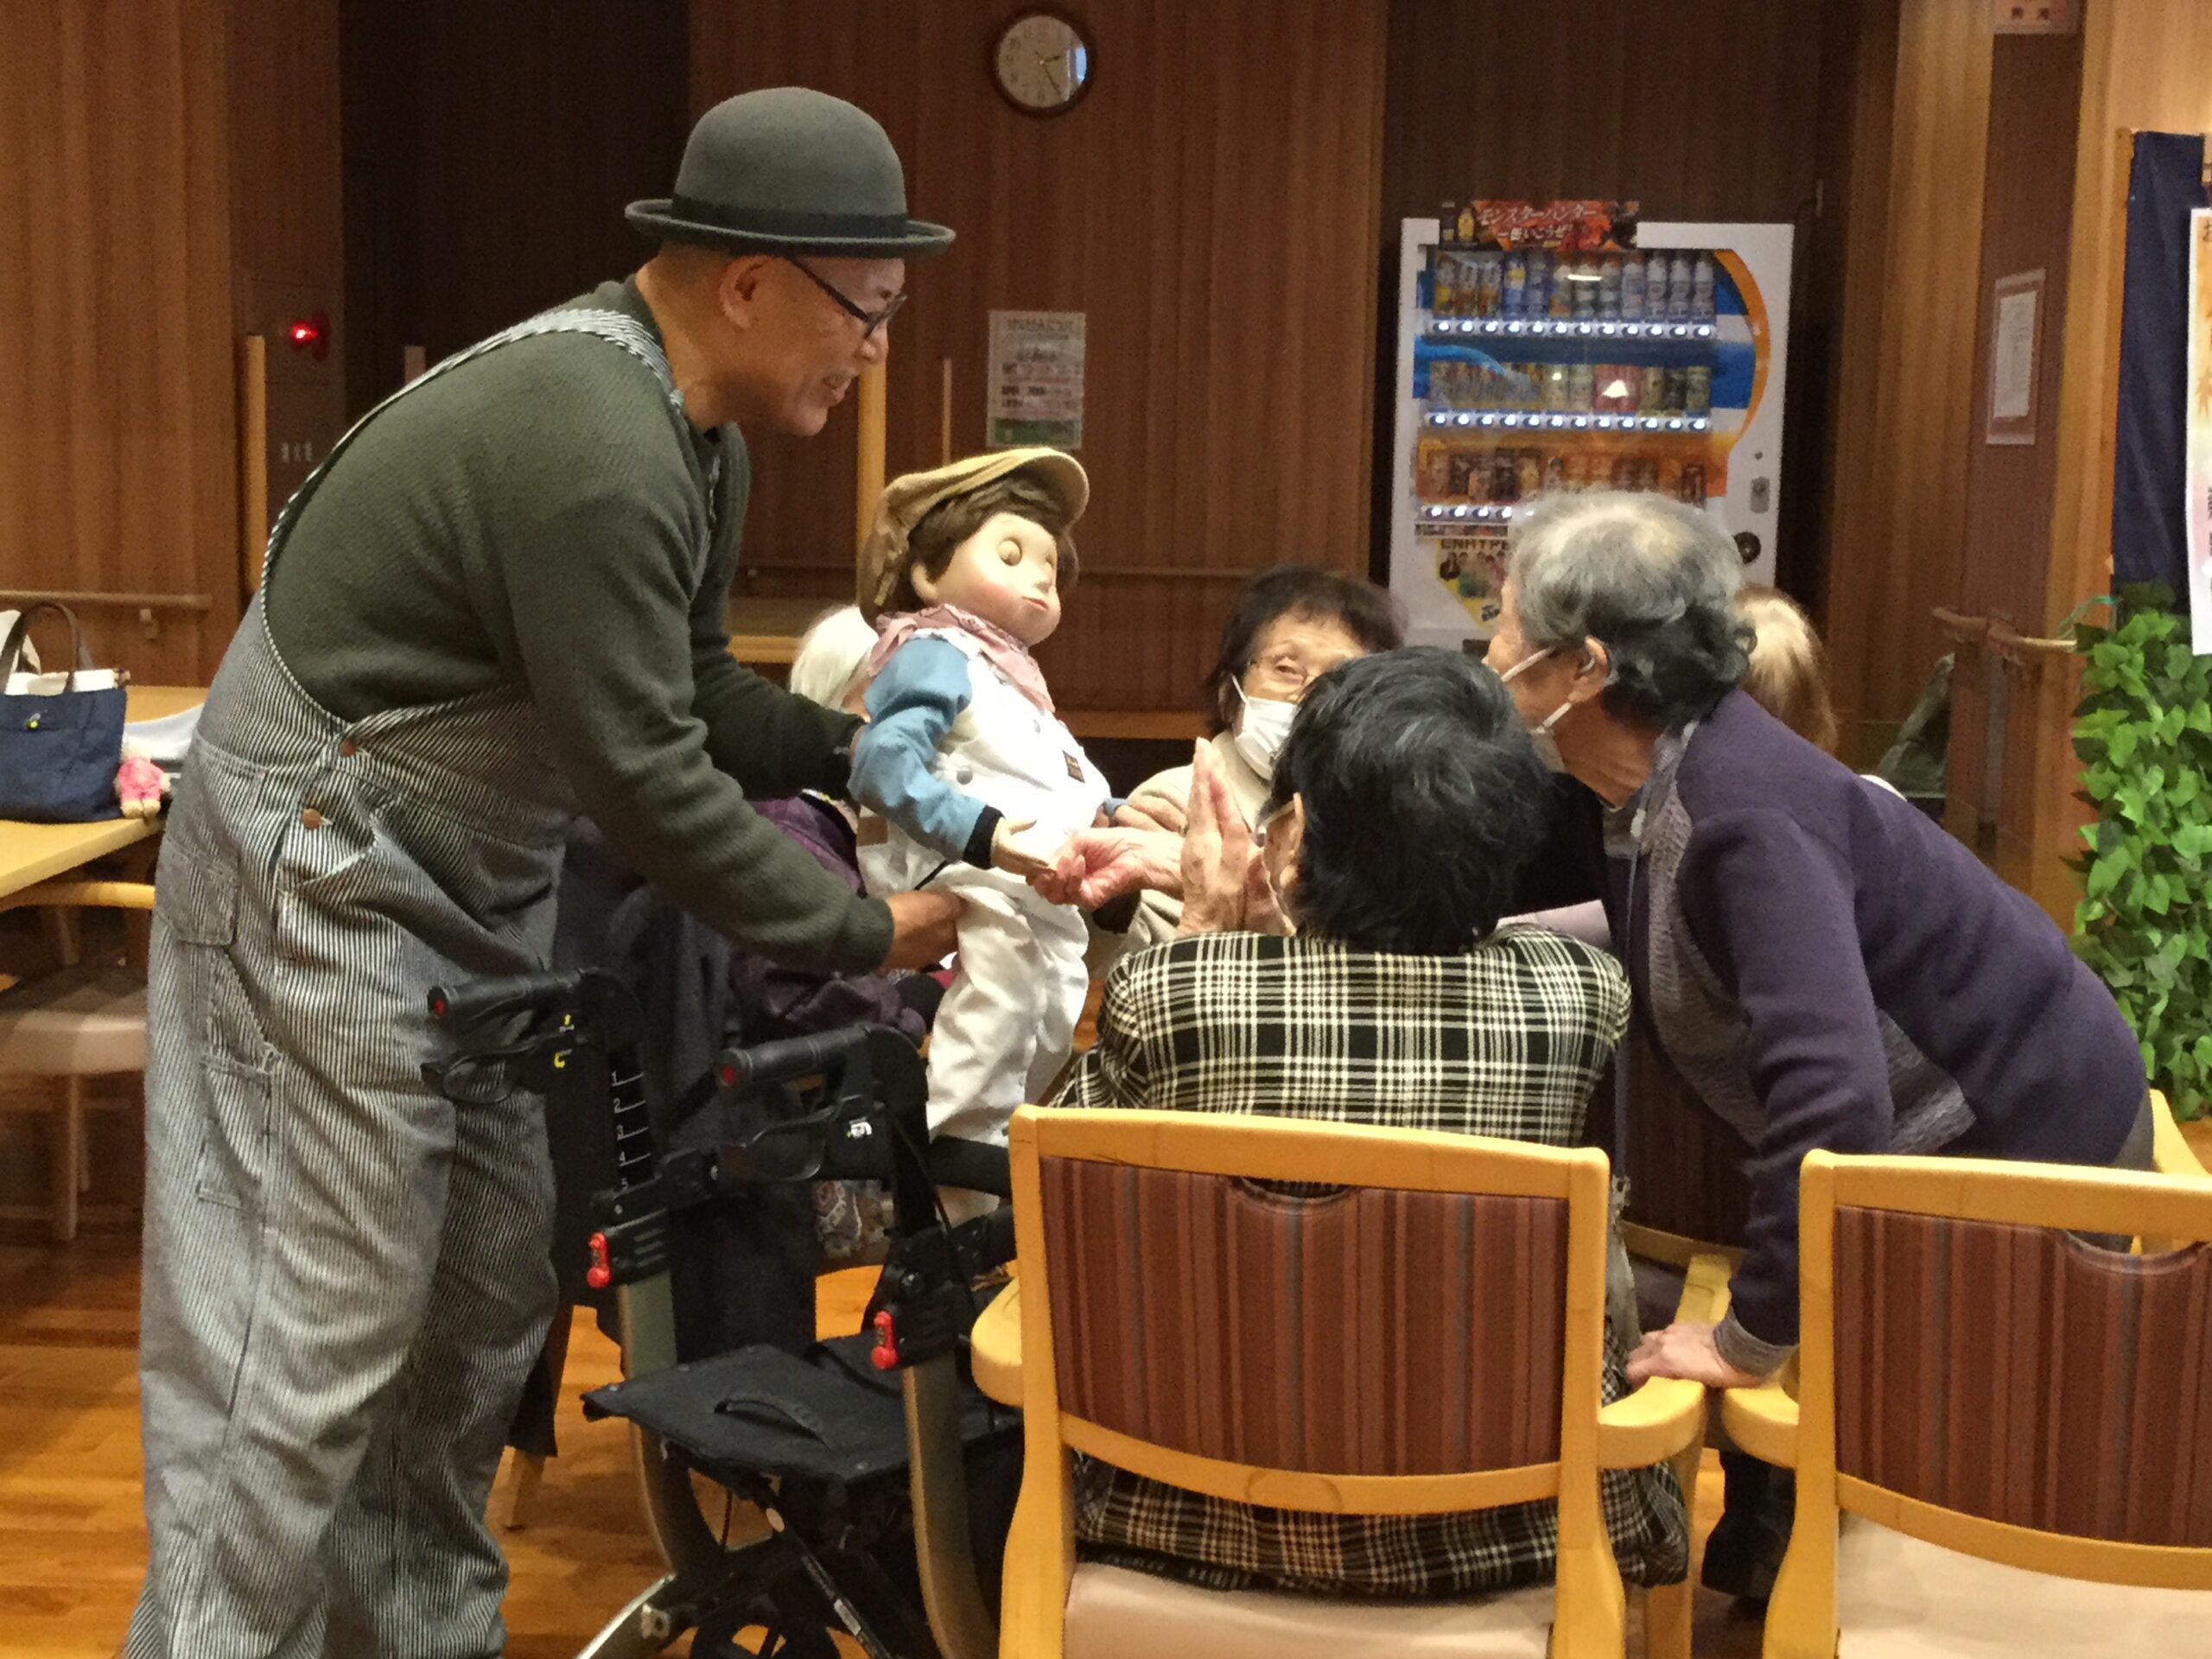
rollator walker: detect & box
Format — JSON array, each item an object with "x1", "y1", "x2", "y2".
[{"x1": 425, "y1": 968, "x2": 1020, "y2": 1659}]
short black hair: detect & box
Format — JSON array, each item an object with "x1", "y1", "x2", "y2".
[
  {"x1": 1201, "y1": 566, "x2": 1404, "y2": 733},
  {"x1": 1261, "y1": 648, "x2": 1548, "y2": 953},
  {"x1": 892, "y1": 473, "x2": 1079, "y2": 614}
]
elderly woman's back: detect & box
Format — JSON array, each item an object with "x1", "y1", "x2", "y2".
[{"x1": 1050, "y1": 649, "x2": 1687, "y2": 1600}]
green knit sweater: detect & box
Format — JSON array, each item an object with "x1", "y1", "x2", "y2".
[{"x1": 263, "y1": 278, "x2": 890, "y2": 972}]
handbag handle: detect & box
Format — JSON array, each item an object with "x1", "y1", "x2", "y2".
[{"x1": 0, "y1": 601, "x2": 95, "y2": 690}]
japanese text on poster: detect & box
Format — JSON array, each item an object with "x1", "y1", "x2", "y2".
[
  {"x1": 2188, "y1": 213, "x2": 2212, "y2": 652},
  {"x1": 988, "y1": 310, "x2": 1085, "y2": 449}
]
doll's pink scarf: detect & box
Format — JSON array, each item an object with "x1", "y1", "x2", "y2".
[{"x1": 869, "y1": 605, "x2": 1055, "y2": 715}]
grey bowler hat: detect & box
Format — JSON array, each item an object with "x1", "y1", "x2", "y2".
[{"x1": 626, "y1": 87, "x2": 953, "y2": 257}]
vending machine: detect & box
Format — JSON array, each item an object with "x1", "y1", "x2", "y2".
[{"x1": 1387, "y1": 201, "x2": 1793, "y2": 648}]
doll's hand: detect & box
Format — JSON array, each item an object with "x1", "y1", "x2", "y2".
[{"x1": 990, "y1": 817, "x2": 1061, "y2": 879}]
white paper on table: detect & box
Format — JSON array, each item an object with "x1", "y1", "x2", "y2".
[{"x1": 123, "y1": 705, "x2": 204, "y2": 767}]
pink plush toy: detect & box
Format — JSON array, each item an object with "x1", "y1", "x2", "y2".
[{"x1": 117, "y1": 748, "x2": 168, "y2": 820}]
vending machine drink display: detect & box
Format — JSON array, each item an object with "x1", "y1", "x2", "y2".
[{"x1": 1389, "y1": 200, "x2": 1793, "y2": 646}]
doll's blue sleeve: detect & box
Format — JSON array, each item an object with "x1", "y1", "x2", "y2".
[{"x1": 850, "y1": 636, "x2": 1001, "y2": 866}]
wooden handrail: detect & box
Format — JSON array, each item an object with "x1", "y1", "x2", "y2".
[
  {"x1": 1986, "y1": 620, "x2": 2075, "y2": 664},
  {"x1": 1931, "y1": 605, "x2": 1989, "y2": 642},
  {"x1": 0, "y1": 589, "x2": 212, "y2": 612},
  {"x1": 736, "y1": 560, "x2": 1257, "y2": 582},
  {"x1": 1931, "y1": 607, "x2": 2074, "y2": 663}
]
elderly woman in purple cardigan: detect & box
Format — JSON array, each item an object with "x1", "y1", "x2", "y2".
[{"x1": 1481, "y1": 493, "x2": 2152, "y2": 1392}]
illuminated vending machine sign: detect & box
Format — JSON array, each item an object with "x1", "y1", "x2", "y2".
[{"x1": 1397, "y1": 200, "x2": 1786, "y2": 645}]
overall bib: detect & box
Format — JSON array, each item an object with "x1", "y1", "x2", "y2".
[
  {"x1": 860, "y1": 631, "x2": 1104, "y2": 1150},
  {"x1": 128, "y1": 308, "x2": 704, "y2": 1658}
]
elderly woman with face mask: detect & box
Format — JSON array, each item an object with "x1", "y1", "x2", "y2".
[
  {"x1": 1114, "y1": 566, "x2": 1402, "y2": 947},
  {"x1": 1480, "y1": 492, "x2": 2152, "y2": 1396}
]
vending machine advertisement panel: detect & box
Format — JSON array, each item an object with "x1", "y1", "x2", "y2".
[{"x1": 1388, "y1": 202, "x2": 1793, "y2": 648}]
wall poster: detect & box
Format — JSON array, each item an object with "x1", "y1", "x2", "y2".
[{"x1": 987, "y1": 310, "x2": 1085, "y2": 449}]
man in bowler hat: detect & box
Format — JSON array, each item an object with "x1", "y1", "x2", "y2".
[{"x1": 127, "y1": 89, "x2": 957, "y2": 1657}]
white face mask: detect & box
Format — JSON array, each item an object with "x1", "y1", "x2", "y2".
[
  {"x1": 1230, "y1": 680, "x2": 1298, "y2": 779},
  {"x1": 1499, "y1": 649, "x2": 1574, "y2": 772}
]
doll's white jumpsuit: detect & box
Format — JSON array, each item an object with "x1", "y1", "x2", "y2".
[{"x1": 854, "y1": 627, "x2": 1107, "y2": 1149}]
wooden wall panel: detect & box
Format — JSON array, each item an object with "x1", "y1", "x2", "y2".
[
  {"x1": 1821, "y1": 0, "x2": 1993, "y2": 763},
  {"x1": 1378, "y1": 0, "x2": 1841, "y2": 603},
  {"x1": 0, "y1": 0, "x2": 238, "y2": 685},
  {"x1": 1380, "y1": 1, "x2": 1827, "y2": 229},
  {"x1": 341, "y1": 0, "x2": 690, "y2": 415},
  {"x1": 689, "y1": 0, "x2": 1389, "y2": 715}
]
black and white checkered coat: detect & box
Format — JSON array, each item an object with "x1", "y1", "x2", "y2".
[{"x1": 1048, "y1": 925, "x2": 1690, "y2": 1599}]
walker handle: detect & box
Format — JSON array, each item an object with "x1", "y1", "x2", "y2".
[
  {"x1": 427, "y1": 970, "x2": 580, "y2": 1033},
  {"x1": 714, "y1": 1027, "x2": 874, "y2": 1093}
]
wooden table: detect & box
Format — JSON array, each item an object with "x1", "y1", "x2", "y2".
[
  {"x1": 0, "y1": 685, "x2": 204, "y2": 902},
  {"x1": 726, "y1": 594, "x2": 833, "y2": 667}
]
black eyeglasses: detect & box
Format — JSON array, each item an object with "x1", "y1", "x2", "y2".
[{"x1": 781, "y1": 257, "x2": 907, "y2": 340}]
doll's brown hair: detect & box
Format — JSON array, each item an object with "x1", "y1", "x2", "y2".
[{"x1": 888, "y1": 474, "x2": 1081, "y2": 613}]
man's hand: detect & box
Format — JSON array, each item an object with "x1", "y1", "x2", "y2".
[
  {"x1": 990, "y1": 817, "x2": 1063, "y2": 879},
  {"x1": 1625, "y1": 1320, "x2": 1766, "y2": 1389},
  {"x1": 1033, "y1": 826, "x2": 1183, "y2": 907},
  {"x1": 880, "y1": 889, "x2": 963, "y2": 970}
]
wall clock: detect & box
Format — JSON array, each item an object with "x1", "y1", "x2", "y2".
[{"x1": 992, "y1": 10, "x2": 1093, "y2": 117}]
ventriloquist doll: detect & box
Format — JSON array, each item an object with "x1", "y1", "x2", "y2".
[{"x1": 852, "y1": 448, "x2": 1108, "y2": 1165}]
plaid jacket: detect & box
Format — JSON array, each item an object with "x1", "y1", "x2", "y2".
[{"x1": 1048, "y1": 926, "x2": 1688, "y2": 1599}]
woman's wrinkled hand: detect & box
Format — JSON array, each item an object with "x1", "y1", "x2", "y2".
[
  {"x1": 1030, "y1": 825, "x2": 1184, "y2": 907},
  {"x1": 1176, "y1": 741, "x2": 1285, "y2": 936}
]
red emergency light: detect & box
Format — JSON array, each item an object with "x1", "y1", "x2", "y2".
[{"x1": 284, "y1": 310, "x2": 331, "y2": 361}]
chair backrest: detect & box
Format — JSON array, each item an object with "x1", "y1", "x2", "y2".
[
  {"x1": 1784, "y1": 1151, "x2": 2212, "y2": 1610},
  {"x1": 1609, "y1": 1020, "x2": 1751, "y2": 1256},
  {"x1": 1007, "y1": 1105, "x2": 1614, "y2": 1517}
]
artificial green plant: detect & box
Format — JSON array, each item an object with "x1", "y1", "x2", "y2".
[{"x1": 2069, "y1": 583, "x2": 2212, "y2": 1120}]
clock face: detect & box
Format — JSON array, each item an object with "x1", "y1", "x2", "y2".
[{"x1": 993, "y1": 11, "x2": 1091, "y2": 115}]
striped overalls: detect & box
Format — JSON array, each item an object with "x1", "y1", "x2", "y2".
[{"x1": 128, "y1": 309, "x2": 699, "y2": 1658}]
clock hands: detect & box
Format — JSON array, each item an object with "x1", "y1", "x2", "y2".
[{"x1": 1034, "y1": 50, "x2": 1065, "y2": 96}]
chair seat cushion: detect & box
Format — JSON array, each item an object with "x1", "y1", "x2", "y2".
[
  {"x1": 1064, "y1": 1561, "x2": 1554, "y2": 1659},
  {"x1": 1836, "y1": 1518, "x2": 2212, "y2": 1658},
  {"x1": 0, "y1": 964, "x2": 148, "y2": 1076}
]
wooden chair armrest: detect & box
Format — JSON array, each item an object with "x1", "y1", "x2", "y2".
[
  {"x1": 1721, "y1": 1383, "x2": 1798, "y2": 1468},
  {"x1": 1597, "y1": 1252, "x2": 1736, "y2": 1469},
  {"x1": 2150, "y1": 1091, "x2": 2205, "y2": 1179},
  {"x1": 3, "y1": 880, "x2": 157, "y2": 914},
  {"x1": 969, "y1": 1278, "x2": 1023, "y2": 1407},
  {"x1": 1597, "y1": 1376, "x2": 1707, "y2": 1468}
]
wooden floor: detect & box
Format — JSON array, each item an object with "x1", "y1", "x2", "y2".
[
  {"x1": 15, "y1": 1118, "x2": 2212, "y2": 1657},
  {"x1": 15, "y1": 1113, "x2": 2211, "y2": 1656}
]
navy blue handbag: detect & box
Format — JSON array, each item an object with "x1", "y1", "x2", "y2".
[{"x1": 0, "y1": 602, "x2": 127, "y2": 823}]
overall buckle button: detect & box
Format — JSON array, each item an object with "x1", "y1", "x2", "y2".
[
  {"x1": 301, "y1": 808, "x2": 325, "y2": 830},
  {"x1": 338, "y1": 738, "x2": 359, "y2": 758}
]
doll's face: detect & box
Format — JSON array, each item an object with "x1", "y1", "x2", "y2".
[{"x1": 911, "y1": 512, "x2": 1065, "y2": 646}]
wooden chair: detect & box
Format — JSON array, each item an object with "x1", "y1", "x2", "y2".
[
  {"x1": 1723, "y1": 1148, "x2": 2212, "y2": 1658},
  {"x1": 978, "y1": 1104, "x2": 1726, "y2": 1659},
  {"x1": 0, "y1": 879, "x2": 154, "y2": 1241}
]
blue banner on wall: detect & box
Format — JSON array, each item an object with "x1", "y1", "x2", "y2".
[{"x1": 2111, "y1": 131, "x2": 2211, "y2": 606}]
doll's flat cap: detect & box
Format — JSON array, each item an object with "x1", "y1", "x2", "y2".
[{"x1": 857, "y1": 447, "x2": 1088, "y2": 619}]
